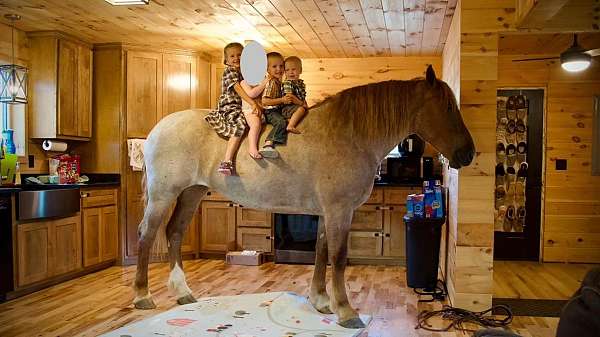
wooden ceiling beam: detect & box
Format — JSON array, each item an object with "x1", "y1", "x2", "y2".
[
  {"x1": 516, "y1": 0, "x2": 569, "y2": 28},
  {"x1": 515, "y1": 0, "x2": 599, "y2": 32}
]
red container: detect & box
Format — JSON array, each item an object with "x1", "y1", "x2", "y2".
[{"x1": 55, "y1": 154, "x2": 80, "y2": 184}]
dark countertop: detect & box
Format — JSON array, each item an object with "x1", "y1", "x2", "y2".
[
  {"x1": 0, "y1": 174, "x2": 120, "y2": 193},
  {"x1": 374, "y1": 180, "x2": 423, "y2": 187}
]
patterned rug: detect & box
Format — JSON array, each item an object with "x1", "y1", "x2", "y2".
[{"x1": 101, "y1": 292, "x2": 371, "y2": 337}]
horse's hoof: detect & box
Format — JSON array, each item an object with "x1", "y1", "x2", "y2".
[
  {"x1": 339, "y1": 317, "x2": 366, "y2": 329},
  {"x1": 309, "y1": 294, "x2": 333, "y2": 314},
  {"x1": 177, "y1": 294, "x2": 197, "y2": 305},
  {"x1": 134, "y1": 297, "x2": 156, "y2": 310}
]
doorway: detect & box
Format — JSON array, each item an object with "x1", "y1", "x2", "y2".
[{"x1": 494, "y1": 89, "x2": 544, "y2": 261}]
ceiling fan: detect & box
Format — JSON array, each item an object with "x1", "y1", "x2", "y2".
[{"x1": 512, "y1": 34, "x2": 600, "y2": 72}]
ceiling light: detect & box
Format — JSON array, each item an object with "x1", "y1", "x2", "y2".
[
  {"x1": 0, "y1": 14, "x2": 28, "y2": 104},
  {"x1": 561, "y1": 49, "x2": 591, "y2": 72},
  {"x1": 104, "y1": 0, "x2": 150, "y2": 5}
]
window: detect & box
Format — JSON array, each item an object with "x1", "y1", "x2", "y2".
[{"x1": 0, "y1": 103, "x2": 26, "y2": 156}]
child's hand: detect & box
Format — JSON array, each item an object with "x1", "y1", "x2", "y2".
[
  {"x1": 252, "y1": 102, "x2": 263, "y2": 117},
  {"x1": 282, "y1": 95, "x2": 293, "y2": 104},
  {"x1": 292, "y1": 95, "x2": 303, "y2": 106}
]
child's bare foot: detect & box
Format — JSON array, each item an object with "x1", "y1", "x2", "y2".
[
  {"x1": 249, "y1": 150, "x2": 263, "y2": 159},
  {"x1": 287, "y1": 126, "x2": 301, "y2": 134}
]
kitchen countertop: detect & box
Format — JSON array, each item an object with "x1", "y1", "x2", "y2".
[{"x1": 0, "y1": 174, "x2": 121, "y2": 193}]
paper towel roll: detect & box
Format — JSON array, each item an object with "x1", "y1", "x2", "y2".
[{"x1": 42, "y1": 140, "x2": 68, "y2": 152}]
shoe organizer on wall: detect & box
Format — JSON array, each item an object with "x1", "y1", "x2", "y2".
[{"x1": 495, "y1": 95, "x2": 528, "y2": 233}]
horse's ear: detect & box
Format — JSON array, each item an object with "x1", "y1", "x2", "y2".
[{"x1": 426, "y1": 65, "x2": 436, "y2": 86}]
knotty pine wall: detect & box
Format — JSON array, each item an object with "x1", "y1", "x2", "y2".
[
  {"x1": 0, "y1": 22, "x2": 49, "y2": 174},
  {"x1": 498, "y1": 33, "x2": 600, "y2": 263}
]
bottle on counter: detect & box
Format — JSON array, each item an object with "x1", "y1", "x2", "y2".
[{"x1": 14, "y1": 161, "x2": 21, "y2": 185}]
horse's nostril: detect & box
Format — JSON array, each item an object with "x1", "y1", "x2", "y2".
[{"x1": 467, "y1": 150, "x2": 474, "y2": 162}]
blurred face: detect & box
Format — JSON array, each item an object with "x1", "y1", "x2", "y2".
[
  {"x1": 225, "y1": 46, "x2": 242, "y2": 68},
  {"x1": 267, "y1": 56, "x2": 284, "y2": 79},
  {"x1": 285, "y1": 60, "x2": 302, "y2": 80}
]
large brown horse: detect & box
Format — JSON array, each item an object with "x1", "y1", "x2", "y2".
[{"x1": 133, "y1": 65, "x2": 474, "y2": 328}]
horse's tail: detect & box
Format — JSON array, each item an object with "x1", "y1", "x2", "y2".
[{"x1": 140, "y1": 163, "x2": 169, "y2": 257}]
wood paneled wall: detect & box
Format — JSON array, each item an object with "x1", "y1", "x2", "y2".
[
  {"x1": 498, "y1": 33, "x2": 600, "y2": 263},
  {"x1": 442, "y1": 0, "x2": 517, "y2": 312},
  {"x1": 0, "y1": 22, "x2": 49, "y2": 174}
]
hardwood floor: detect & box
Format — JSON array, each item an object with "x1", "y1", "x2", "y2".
[
  {"x1": 494, "y1": 261, "x2": 598, "y2": 299},
  {"x1": 0, "y1": 260, "x2": 558, "y2": 337}
]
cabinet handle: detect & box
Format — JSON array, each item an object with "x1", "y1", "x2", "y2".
[
  {"x1": 375, "y1": 206, "x2": 380, "y2": 210},
  {"x1": 577, "y1": 238, "x2": 583, "y2": 242},
  {"x1": 377, "y1": 206, "x2": 390, "y2": 210},
  {"x1": 207, "y1": 191, "x2": 212, "y2": 196},
  {"x1": 374, "y1": 233, "x2": 380, "y2": 237},
  {"x1": 548, "y1": 239, "x2": 555, "y2": 244},
  {"x1": 81, "y1": 193, "x2": 90, "y2": 198},
  {"x1": 233, "y1": 203, "x2": 243, "y2": 208},
  {"x1": 389, "y1": 206, "x2": 394, "y2": 211},
  {"x1": 228, "y1": 203, "x2": 234, "y2": 207},
  {"x1": 385, "y1": 233, "x2": 391, "y2": 237}
]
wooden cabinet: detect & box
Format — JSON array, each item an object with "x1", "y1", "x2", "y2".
[
  {"x1": 81, "y1": 188, "x2": 118, "y2": 267},
  {"x1": 199, "y1": 197, "x2": 272, "y2": 253},
  {"x1": 29, "y1": 32, "x2": 92, "y2": 140},
  {"x1": 126, "y1": 51, "x2": 163, "y2": 138},
  {"x1": 163, "y1": 54, "x2": 197, "y2": 117},
  {"x1": 17, "y1": 214, "x2": 82, "y2": 287},
  {"x1": 201, "y1": 201, "x2": 236, "y2": 252},
  {"x1": 348, "y1": 187, "x2": 418, "y2": 261}
]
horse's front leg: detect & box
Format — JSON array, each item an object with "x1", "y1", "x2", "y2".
[
  {"x1": 324, "y1": 210, "x2": 365, "y2": 329},
  {"x1": 309, "y1": 216, "x2": 332, "y2": 314},
  {"x1": 166, "y1": 186, "x2": 207, "y2": 305}
]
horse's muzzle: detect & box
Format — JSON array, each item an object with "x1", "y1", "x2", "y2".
[{"x1": 450, "y1": 146, "x2": 475, "y2": 169}]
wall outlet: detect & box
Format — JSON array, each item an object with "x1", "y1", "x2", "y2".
[
  {"x1": 28, "y1": 154, "x2": 35, "y2": 168},
  {"x1": 555, "y1": 159, "x2": 567, "y2": 170}
]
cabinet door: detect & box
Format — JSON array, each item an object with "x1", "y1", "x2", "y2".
[
  {"x1": 77, "y1": 44, "x2": 92, "y2": 138},
  {"x1": 82, "y1": 207, "x2": 101, "y2": 267},
  {"x1": 101, "y1": 205, "x2": 119, "y2": 262},
  {"x1": 200, "y1": 201, "x2": 236, "y2": 252},
  {"x1": 126, "y1": 169, "x2": 145, "y2": 257},
  {"x1": 58, "y1": 39, "x2": 78, "y2": 137},
  {"x1": 17, "y1": 222, "x2": 51, "y2": 287},
  {"x1": 127, "y1": 51, "x2": 162, "y2": 138},
  {"x1": 237, "y1": 207, "x2": 272, "y2": 228},
  {"x1": 347, "y1": 231, "x2": 382, "y2": 257},
  {"x1": 384, "y1": 188, "x2": 417, "y2": 205},
  {"x1": 350, "y1": 205, "x2": 383, "y2": 231},
  {"x1": 210, "y1": 64, "x2": 225, "y2": 109},
  {"x1": 181, "y1": 211, "x2": 198, "y2": 254},
  {"x1": 237, "y1": 227, "x2": 272, "y2": 253},
  {"x1": 53, "y1": 215, "x2": 82, "y2": 276},
  {"x1": 383, "y1": 206, "x2": 407, "y2": 258},
  {"x1": 163, "y1": 54, "x2": 196, "y2": 117}
]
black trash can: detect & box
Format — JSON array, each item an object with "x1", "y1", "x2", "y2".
[{"x1": 404, "y1": 216, "x2": 445, "y2": 289}]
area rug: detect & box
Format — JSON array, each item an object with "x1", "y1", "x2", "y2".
[{"x1": 101, "y1": 292, "x2": 371, "y2": 337}]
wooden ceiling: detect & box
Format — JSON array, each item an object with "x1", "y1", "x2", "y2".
[
  {"x1": 516, "y1": 0, "x2": 599, "y2": 32},
  {"x1": 0, "y1": 0, "x2": 457, "y2": 58}
]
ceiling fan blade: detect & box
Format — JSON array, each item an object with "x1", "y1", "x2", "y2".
[
  {"x1": 512, "y1": 57, "x2": 559, "y2": 62},
  {"x1": 584, "y1": 48, "x2": 600, "y2": 57}
]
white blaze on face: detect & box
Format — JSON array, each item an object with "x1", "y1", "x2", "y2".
[{"x1": 167, "y1": 263, "x2": 192, "y2": 297}]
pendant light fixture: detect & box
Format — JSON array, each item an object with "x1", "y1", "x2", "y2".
[
  {"x1": 0, "y1": 14, "x2": 28, "y2": 104},
  {"x1": 104, "y1": 0, "x2": 150, "y2": 5}
]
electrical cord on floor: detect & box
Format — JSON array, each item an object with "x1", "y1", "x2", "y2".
[
  {"x1": 415, "y1": 304, "x2": 513, "y2": 333},
  {"x1": 413, "y1": 279, "x2": 448, "y2": 302}
]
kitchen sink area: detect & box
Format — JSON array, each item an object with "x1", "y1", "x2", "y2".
[{"x1": 17, "y1": 186, "x2": 80, "y2": 221}]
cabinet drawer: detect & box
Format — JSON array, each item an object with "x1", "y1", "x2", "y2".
[
  {"x1": 347, "y1": 231, "x2": 382, "y2": 257},
  {"x1": 81, "y1": 189, "x2": 117, "y2": 208},
  {"x1": 365, "y1": 188, "x2": 383, "y2": 204},
  {"x1": 237, "y1": 227, "x2": 272, "y2": 253},
  {"x1": 237, "y1": 207, "x2": 271, "y2": 228},
  {"x1": 351, "y1": 205, "x2": 383, "y2": 231},
  {"x1": 384, "y1": 188, "x2": 419, "y2": 205},
  {"x1": 204, "y1": 190, "x2": 229, "y2": 201}
]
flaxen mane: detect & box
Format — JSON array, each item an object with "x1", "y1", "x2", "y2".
[{"x1": 313, "y1": 79, "x2": 459, "y2": 143}]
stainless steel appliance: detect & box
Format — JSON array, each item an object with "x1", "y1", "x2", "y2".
[
  {"x1": 274, "y1": 213, "x2": 319, "y2": 264},
  {"x1": 386, "y1": 156, "x2": 422, "y2": 183},
  {"x1": 0, "y1": 192, "x2": 14, "y2": 301}
]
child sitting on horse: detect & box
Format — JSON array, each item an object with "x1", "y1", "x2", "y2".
[
  {"x1": 240, "y1": 78, "x2": 268, "y2": 159},
  {"x1": 205, "y1": 42, "x2": 263, "y2": 176},
  {"x1": 258, "y1": 52, "x2": 292, "y2": 158},
  {"x1": 281, "y1": 56, "x2": 308, "y2": 134}
]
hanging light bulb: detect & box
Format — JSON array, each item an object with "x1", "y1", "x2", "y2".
[{"x1": 0, "y1": 14, "x2": 28, "y2": 104}]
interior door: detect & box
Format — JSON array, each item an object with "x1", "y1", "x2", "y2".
[{"x1": 494, "y1": 89, "x2": 544, "y2": 260}]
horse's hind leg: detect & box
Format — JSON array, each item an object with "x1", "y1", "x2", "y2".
[
  {"x1": 133, "y1": 196, "x2": 175, "y2": 309},
  {"x1": 309, "y1": 216, "x2": 333, "y2": 314},
  {"x1": 166, "y1": 185, "x2": 208, "y2": 305},
  {"x1": 325, "y1": 210, "x2": 365, "y2": 329}
]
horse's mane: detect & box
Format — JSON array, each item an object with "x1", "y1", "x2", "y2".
[{"x1": 312, "y1": 78, "x2": 457, "y2": 143}]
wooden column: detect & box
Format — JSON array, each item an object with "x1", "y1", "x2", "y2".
[{"x1": 444, "y1": 0, "x2": 516, "y2": 311}]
